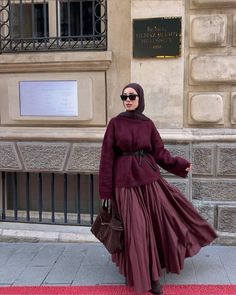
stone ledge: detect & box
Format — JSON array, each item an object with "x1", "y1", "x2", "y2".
[
  {"x1": 0, "y1": 127, "x2": 236, "y2": 142},
  {"x1": 1, "y1": 222, "x2": 235, "y2": 245},
  {"x1": 0, "y1": 222, "x2": 97, "y2": 243},
  {"x1": 0, "y1": 51, "x2": 113, "y2": 73},
  {"x1": 190, "y1": 0, "x2": 236, "y2": 8},
  {"x1": 216, "y1": 232, "x2": 236, "y2": 246}
]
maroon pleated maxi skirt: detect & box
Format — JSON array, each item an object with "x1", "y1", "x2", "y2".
[{"x1": 112, "y1": 177, "x2": 217, "y2": 293}]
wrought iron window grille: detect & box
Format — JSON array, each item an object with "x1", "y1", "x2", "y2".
[
  {"x1": 1, "y1": 172, "x2": 99, "y2": 225},
  {"x1": 0, "y1": 0, "x2": 107, "y2": 53}
]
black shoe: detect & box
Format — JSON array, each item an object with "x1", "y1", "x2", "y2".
[{"x1": 151, "y1": 280, "x2": 163, "y2": 294}]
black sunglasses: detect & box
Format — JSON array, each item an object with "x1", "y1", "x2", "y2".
[{"x1": 120, "y1": 94, "x2": 139, "y2": 101}]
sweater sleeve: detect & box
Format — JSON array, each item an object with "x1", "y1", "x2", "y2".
[
  {"x1": 99, "y1": 119, "x2": 116, "y2": 199},
  {"x1": 150, "y1": 122, "x2": 190, "y2": 178}
]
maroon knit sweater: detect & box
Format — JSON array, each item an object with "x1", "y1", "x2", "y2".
[{"x1": 99, "y1": 115, "x2": 190, "y2": 199}]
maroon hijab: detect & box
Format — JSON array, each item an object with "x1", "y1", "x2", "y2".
[{"x1": 118, "y1": 83, "x2": 149, "y2": 121}]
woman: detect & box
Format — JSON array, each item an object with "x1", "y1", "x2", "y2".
[{"x1": 99, "y1": 83, "x2": 217, "y2": 294}]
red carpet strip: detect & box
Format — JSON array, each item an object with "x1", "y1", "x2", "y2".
[{"x1": 0, "y1": 285, "x2": 235, "y2": 295}]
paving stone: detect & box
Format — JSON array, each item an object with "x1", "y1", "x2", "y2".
[
  {"x1": 13, "y1": 266, "x2": 51, "y2": 286},
  {"x1": 192, "y1": 252, "x2": 230, "y2": 284},
  {"x1": 200, "y1": 245, "x2": 236, "y2": 255},
  {"x1": 0, "y1": 243, "x2": 234, "y2": 286},
  {"x1": 0, "y1": 246, "x2": 17, "y2": 265},
  {"x1": 0, "y1": 245, "x2": 41, "y2": 284},
  {"x1": 44, "y1": 249, "x2": 86, "y2": 284},
  {"x1": 219, "y1": 252, "x2": 236, "y2": 267},
  {"x1": 103, "y1": 261, "x2": 125, "y2": 284},
  {"x1": 81, "y1": 244, "x2": 110, "y2": 266},
  {"x1": 41, "y1": 283, "x2": 71, "y2": 286},
  {"x1": 72, "y1": 265, "x2": 107, "y2": 285},
  {"x1": 223, "y1": 266, "x2": 236, "y2": 284},
  {"x1": 28, "y1": 244, "x2": 65, "y2": 267},
  {"x1": 165, "y1": 258, "x2": 197, "y2": 284},
  {"x1": 64, "y1": 242, "x2": 95, "y2": 253},
  {"x1": 0, "y1": 267, "x2": 24, "y2": 284}
]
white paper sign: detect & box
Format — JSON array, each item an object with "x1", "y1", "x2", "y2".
[{"x1": 19, "y1": 80, "x2": 78, "y2": 117}]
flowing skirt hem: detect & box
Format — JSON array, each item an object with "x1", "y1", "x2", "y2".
[{"x1": 112, "y1": 177, "x2": 217, "y2": 293}]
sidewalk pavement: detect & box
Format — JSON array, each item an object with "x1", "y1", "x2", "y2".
[{"x1": 0, "y1": 222, "x2": 235, "y2": 287}]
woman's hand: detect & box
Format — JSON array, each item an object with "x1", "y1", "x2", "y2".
[{"x1": 185, "y1": 164, "x2": 192, "y2": 172}]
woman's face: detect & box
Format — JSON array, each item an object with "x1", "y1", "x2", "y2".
[{"x1": 122, "y1": 87, "x2": 139, "y2": 111}]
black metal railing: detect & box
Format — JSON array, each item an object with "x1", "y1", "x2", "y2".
[
  {"x1": 0, "y1": 172, "x2": 99, "y2": 225},
  {"x1": 0, "y1": 0, "x2": 107, "y2": 53}
]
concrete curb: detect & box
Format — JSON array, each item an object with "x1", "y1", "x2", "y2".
[{"x1": 0, "y1": 222, "x2": 98, "y2": 243}]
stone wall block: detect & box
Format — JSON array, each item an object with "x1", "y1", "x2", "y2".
[
  {"x1": 217, "y1": 205, "x2": 236, "y2": 233},
  {"x1": 192, "y1": 145, "x2": 214, "y2": 175},
  {"x1": 233, "y1": 15, "x2": 236, "y2": 46},
  {"x1": 231, "y1": 93, "x2": 236, "y2": 123},
  {"x1": 190, "y1": 0, "x2": 236, "y2": 8},
  {"x1": 160, "y1": 144, "x2": 189, "y2": 175},
  {"x1": 67, "y1": 143, "x2": 101, "y2": 173},
  {"x1": 191, "y1": 55, "x2": 236, "y2": 84},
  {"x1": 193, "y1": 202, "x2": 216, "y2": 226},
  {"x1": 17, "y1": 142, "x2": 70, "y2": 171},
  {"x1": 0, "y1": 143, "x2": 22, "y2": 170},
  {"x1": 167, "y1": 179, "x2": 189, "y2": 197},
  {"x1": 164, "y1": 144, "x2": 189, "y2": 159},
  {"x1": 189, "y1": 93, "x2": 224, "y2": 124},
  {"x1": 217, "y1": 145, "x2": 236, "y2": 175},
  {"x1": 193, "y1": 180, "x2": 236, "y2": 201},
  {"x1": 191, "y1": 15, "x2": 227, "y2": 47}
]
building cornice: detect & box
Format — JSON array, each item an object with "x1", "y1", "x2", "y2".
[
  {"x1": 0, "y1": 127, "x2": 235, "y2": 142},
  {"x1": 0, "y1": 51, "x2": 113, "y2": 73}
]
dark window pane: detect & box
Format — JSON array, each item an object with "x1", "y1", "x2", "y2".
[
  {"x1": 34, "y1": 4, "x2": 49, "y2": 37},
  {"x1": 60, "y1": 0, "x2": 101, "y2": 37},
  {"x1": 60, "y1": 1, "x2": 81, "y2": 36},
  {"x1": 82, "y1": 1, "x2": 93, "y2": 35},
  {"x1": 10, "y1": 3, "x2": 48, "y2": 38}
]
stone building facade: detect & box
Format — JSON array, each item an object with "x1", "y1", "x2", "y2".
[{"x1": 0, "y1": 0, "x2": 235, "y2": 244}]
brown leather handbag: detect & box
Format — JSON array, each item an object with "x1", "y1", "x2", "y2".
[{"x1": 90, "y1": 200, "x2": 124, "y2": 254}]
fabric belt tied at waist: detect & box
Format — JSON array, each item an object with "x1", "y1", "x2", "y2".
[
  {"x1": 119, "y1": 150, "x2": 157, "y2": 171},
  {"x1": 120, "y1": 150, "x2": 146, "y2": 158}
]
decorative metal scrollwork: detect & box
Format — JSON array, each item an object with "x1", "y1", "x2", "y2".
[{"x1": 0, "y1": 0, "x2": 107, "y2": 53}]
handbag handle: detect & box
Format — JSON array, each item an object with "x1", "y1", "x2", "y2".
[
  {"x1": 102, "y1": 199, "x2": 110, "y2": 211},
  {"x1": 111, "y1": 199, "x2": 120, "y2": 219},
  {"x1": 101, "y1": 199, "x2": 120, "y2": 219}
]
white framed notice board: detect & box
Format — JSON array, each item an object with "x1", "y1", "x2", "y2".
[{"x1": 19, "y1": 80, "x2": 78, "y2": 117}]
